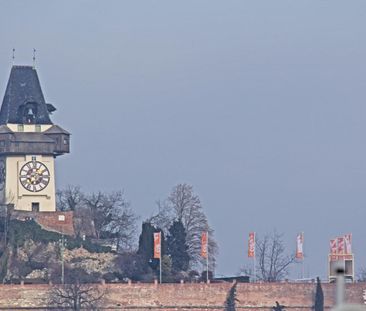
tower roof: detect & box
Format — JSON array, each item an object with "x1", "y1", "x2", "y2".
[
  {"x1": 44, "y1": 124, "x2": 70, "y2": 135},
  {"x1": 0, "y1": 65, "x2": 54, "y2": 125}
]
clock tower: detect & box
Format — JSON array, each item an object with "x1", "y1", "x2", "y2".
[{"x1": 0, "y1": 65, "x2": 70, "y2": 212}]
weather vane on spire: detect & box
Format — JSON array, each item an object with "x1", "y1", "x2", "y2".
[
  {"x1": 32, "y1": 48, "x2": 36, "y2": 68},
  {"x1": 12, "y1": 48, "x2": 15, "y2": 65}
]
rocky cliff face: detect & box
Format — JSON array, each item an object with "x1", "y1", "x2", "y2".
[
  {"x1": 64, "y1": 247, "x2": 118, "y2": 275},
  {"x1": 0, "y1": 218, "x2": 119, "y2": 283}
]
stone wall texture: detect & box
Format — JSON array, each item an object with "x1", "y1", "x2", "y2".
[{"x1": 0, "y1": 282, "x2": 365, "y2": 310}]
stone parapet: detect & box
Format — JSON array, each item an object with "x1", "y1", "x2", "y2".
[{"x1": 0, "y1": 282, "x2": 364, "y2": 310}]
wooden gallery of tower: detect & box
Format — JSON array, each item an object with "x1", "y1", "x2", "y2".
[{"x1": 0, "y1": 65, "x2": 70, "y2": 212}]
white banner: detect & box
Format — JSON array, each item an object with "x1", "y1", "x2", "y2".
[
  {"x1": 296, "y1": 232, "x2": 304, "y2": 259},
  {"x1": 344, "y1": 234, "x2": 352, "y2": 254}
]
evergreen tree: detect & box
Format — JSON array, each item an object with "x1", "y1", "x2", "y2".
[
  {"x1": 161, "y1": 255, "x2": 173, "y2": 282},
  {"x1": 137, "y1": 222, "x2": 154, "y2": 261},
  {"x1": 224, "y1": 281, "x2": 238, "y2": 311},
  {"x1": 166, "y1": 220, "x2": 190, "y2": 272},
  {"x1": 273, "y1": 302, "x2": 285, "y2": 311},
  {"x1": 314, "y1": 277, "x2": 324, "y2": 311},
  {"x1": 137, "y1": 222, "x2": 165, "y2": 271}
]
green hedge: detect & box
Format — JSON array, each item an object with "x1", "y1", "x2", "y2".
[
  {"x1": 8, "y1": 219, "x2": 111, "y2": 253},
  {"x1": 9, "y1": 219, "x2": 60, "y2": 247}
]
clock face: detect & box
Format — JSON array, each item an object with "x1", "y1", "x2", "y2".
[
  {"x1": 0, "y1": 159, "x2": 5, "y2": 191},
  {"x1": 19, "y1": 161, "x2": 50, "y2": 192}
]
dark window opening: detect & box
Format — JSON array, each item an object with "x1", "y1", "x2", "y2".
[{"x1": 32, "y1": 202, "x2": 40, "y2": 212}]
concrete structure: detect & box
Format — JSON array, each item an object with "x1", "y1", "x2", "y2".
[{"x1": 0, "y1": 65, "x2": 70, "y2": 212}]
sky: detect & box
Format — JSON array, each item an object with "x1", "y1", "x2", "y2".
[{"x1": 1, "y1": 0, "x2": 366, "y2": 279}]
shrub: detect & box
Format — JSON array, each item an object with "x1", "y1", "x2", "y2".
[{"x1": 8, "y1": 219, "x2": 110, "y2": 253}]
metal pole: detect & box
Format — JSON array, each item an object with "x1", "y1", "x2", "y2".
[
  {"x1": 4, "y1": 205, "x2": 8, "y2": 246},
  {"x1": 302, "y1": 232, "x2": 305, "y2": 279},
  {"x1": 206, "y1": 231, "x2": 209, "y2": 283},
  {"x1": 159, "y1": 256, "x2": 162, "y2": 284},
  {"x1": 253, "y1": 257, "x2": 256, "y2": 282},
  {"x1": 61, "y1": 233, "x2": 64, "y2": 285},
  {"x1": 159, "y1": 234, "x2": 162, "y2": 284},
  {"x1": 12, "y1": 48, "x2": 15, "y2": 66},
  {"x1": 32, "y1": 48, "x2": 36, "y2": 69},
  {"x1": 253, "y1": 233, "x2": 256, "y2": 282}
]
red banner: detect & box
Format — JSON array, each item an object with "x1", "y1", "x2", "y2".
[
  {"x1": 330, "y1": 234, "x2": 353, "y2": 259},
  {"x1": 248, "y1": 232, "x2": 255, "y2": 258},
  {"x1": 330, "y1": 239, "x2": 337, "y2": 254},
  {"x1": 337, "y1": 237, "x2": 345, "y2": 254},
  {"x1": 153, "y1": 232, "x2": 161, "y2": 259},
  {"x1": 296, "y1": 232, "x2": 304, "y2": 259},
  {"x1": 201, "y1": 232, "x2": 208, "y2": 258}
]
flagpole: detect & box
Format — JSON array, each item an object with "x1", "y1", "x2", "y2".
[
  {"x1": 253, "y1": 233, "x2": 256, "y2": 282},
  {"x1": 206, "y1": 231, "x2": 209, "y2": 283},
  {"x1": 160, "y1": 233, "x2": 162, "y2": 284},
  {"x1": 159, "y1": 257, "x2": 162, "y2": 284},
  {"x1": 302, "y1": 232, "x2": 304, "y2": 279}
]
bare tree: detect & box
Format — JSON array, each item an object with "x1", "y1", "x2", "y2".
[
  {"x1": 56, "y1": 185, "x2": 84, "y2": 211},
  {"x1": 56, "y1": 187, "x2": 138, "y2": 250},
  {"x1": 357, "y1": 267, "x2": 366, "y2": 282},
  {"x1": 111, "y1": 203, "x2": 139, "y2": 252},
  {"x1": 84, "y1": 191, "x2": 139, "y2": 251},
  {"x1": 73, "y1": 205, "x2": 96, "y2": 238},
  {"x1": 84, "y1": 191, "x2": 113, "y2": 239},
  {"x1": 48, "y1": 283, "x2": 106, "y2": 310},
  {"x1": 151, "y1": 183, "x2": 218, "y2": 269},
  {"x1": 149, "y1": 200, "x2": 174, "y2": 234},
  {"x1": 256, "y1": 231, "x2": 296, "y2": 282},
  {"x1": 56, "y1": 186, "x2": 95, "y2": 237}
]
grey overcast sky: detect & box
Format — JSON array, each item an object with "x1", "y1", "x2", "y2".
[{"x1": 1, "y1": 0, "x2": 366, "y2": 279}]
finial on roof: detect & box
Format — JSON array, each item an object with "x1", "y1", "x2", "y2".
[
  {"x1": 12, "y1": 48, "x2": 15, "y2": 65},
  {"x1": 32, "y1": 48, "x2": 36, "y2": 69}
]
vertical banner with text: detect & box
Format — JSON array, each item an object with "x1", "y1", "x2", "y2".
[
  {"x1": 337, "y1": 237, "x2": 345, "y2": 254},
  {"x1": 296, "y1": 232, "x2": 304, "y2": 259},
  {"x1": 330, "y1": 239, "x2": 337, "y2": 254},
  {"x1": 344, "y1": 234, "x2": 352, "y2": 254},
  {"x1": 201, "y1": 232, "x2": 208, "y2": 258},
  {"x1": 248, "y1": 232, "x2": 255, "y2": 258},
  {"x1": 153, "y1": 232, "x2": 161, "y2": 259}
]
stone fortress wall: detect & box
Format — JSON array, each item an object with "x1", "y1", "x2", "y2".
[{"x1": 0, "y1": 282, "x2": 365, "y2": 310}]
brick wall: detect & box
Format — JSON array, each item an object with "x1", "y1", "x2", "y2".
[
  {"x1": 0, "y1": 282, "x2": 365, "y2": 310},
  {"x1": 34, "y1": 211, "x2": 74, "y2": 236},
  {"x1": 12, "y1": 210, "x2": 75, "y2": 236}
]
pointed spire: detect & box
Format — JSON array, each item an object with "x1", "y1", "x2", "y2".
[{"x1": 0, "y1": 66, "x2": 53, "y2": 125}]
